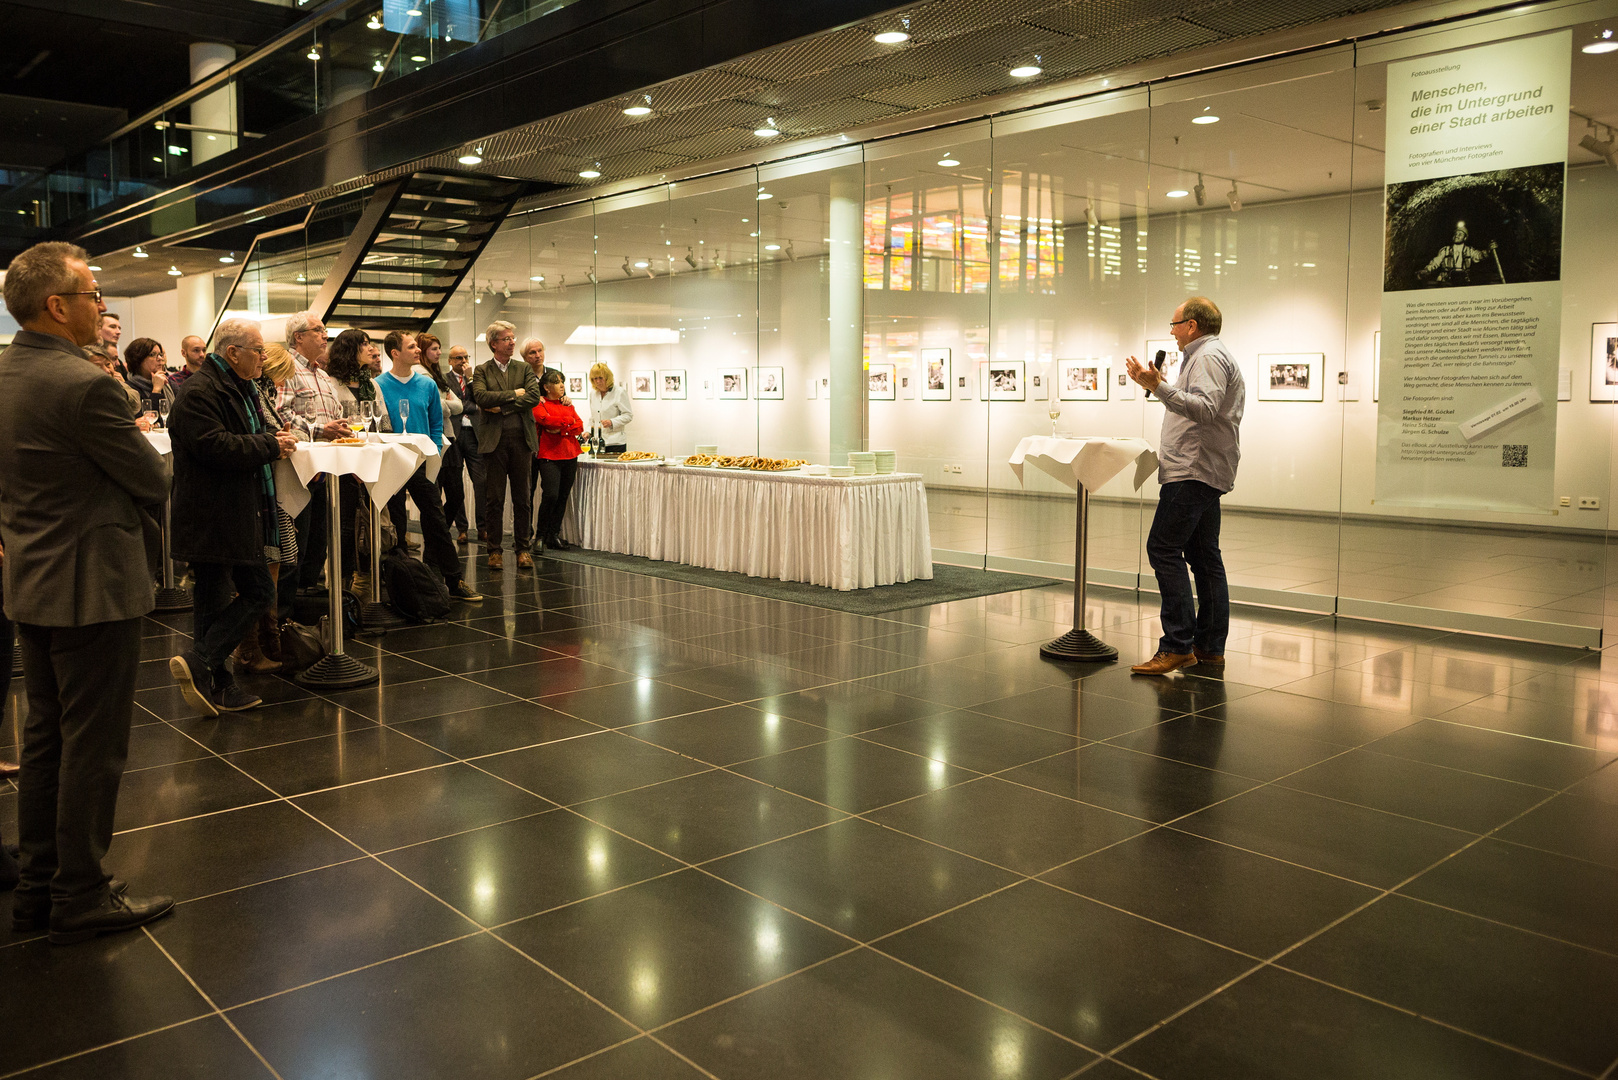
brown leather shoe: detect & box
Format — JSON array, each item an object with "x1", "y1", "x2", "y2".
[
  {"x1": 457, "y1": 530, "x2": 468, "y2": 544},
  {"x1": 1131, "y1": 651, "x2": 1194, "y2": 676},
  {"x1": 1192, "y1": 649, "x2": 1226, "y2": 666},
  {"x1": 516, "y1": 551, "x2": 534, "y2": 569},
  {"x1": 487, "y1": 550, "x2": 503, "y2": 570}
]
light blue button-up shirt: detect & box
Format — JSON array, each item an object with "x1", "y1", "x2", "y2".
[{"x1": 1155, "y1": 334, "x2": 1245, "y2": 494}]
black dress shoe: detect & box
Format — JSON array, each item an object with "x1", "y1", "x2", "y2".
[
  {"x1": 49, "y1": 891, "x2": 174, "y2": 945},
  {"x1": 11, "y1": 878, "x2": 129, "y2": 931}
]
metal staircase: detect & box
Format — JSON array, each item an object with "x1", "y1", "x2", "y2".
[{"x1": 310, "y1": 169, "x2": 531, "y2": 332}]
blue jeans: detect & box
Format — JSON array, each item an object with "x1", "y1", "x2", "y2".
[
  {"x1": 1146, "y1": 480, "x2": 1229, "y2": 656},
  {"x1": 192, "y1": 562, "x2": 277, "y2": 682}
]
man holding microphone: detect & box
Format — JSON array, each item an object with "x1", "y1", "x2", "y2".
[{"x1": 1125, "y1": 296, "x2": 1245, "y2": 676}]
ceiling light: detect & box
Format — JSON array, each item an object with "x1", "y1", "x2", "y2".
[
  {"x1": 220, "y1": 252, "x2": 236, "y2": 263},
  {"x1": 1583, "y1": 30, "x2": 1616, "y2": 53},
  {"x1": 1009, "y1": 58, "x2": 1042, "y2": 78},
  {"x1": 1192, "y1": 114, "x2": 1220, "y2": 125},
  {"x1": 937, "y1": 155, "x2": 960, "y2": 166},
  {"x1": 587, "y1": 272, "x2": 599, "y2": 284},
  {"x1": 167, "y1": 146, "x2": 187, "y2": 155},
  {"x1": 873, "y1": 30, "x2": 910, "y2": 44},
  {"x1": 501, "y1": 281, "x2": 511, "y2": 299},
  {"x1": 1166, "y1": 189, "x2": 1189, "y2": 198},
  {"x1": 530, "y1": 274, "x2": 545, "y2": 282},
  {"x1": 754, "y1": 118, "x2": 781, "y2": 138},
  {"x1": 88, "y1": 264, "x2": 101, "y2": 271},
  {"x1": 372, "y1": 59, "x2": 385, "y2": 72},
  {"x1": 633, "y1": 260, "x2": 649, "y2": 268},
  {"x1": 622, "y1": 258, "x2": 634, "y2": 277},
  {"x1": 410, "y1": 55, "x2": 427, "y2": 62},
  {"x1": 296, "y1": 272, "x2": 306, "y2": 283},
  {"x1": 565, "y1": 325, "x2": 681, "y2": 346},
  {"x1": 1226, "y1": 181, "x2": 1242, "y2": 212},
  {"x1": 685, "y1": 248, "x2": 698, "y2": 268},
  {"x1": 167, "y1": 265, "x2": 182, "y2": 277},
  {"x1": 624, "y1": 95, "x2": 653, "y2": 116},
  {"x1": 458, "y1": 147, "x2": 484, "y2": 165},
  {"x1": 367, "y1": 13, "x2": 382, "y2": 28},
  {"x1": 756, "y1": 189, "x2": 772, "y2": 200},
  {"x1": 1194, "y1": 174, "x2": 1206, "y2": 206},
  {"x1": 579, "y1": 163, "x2": 601, "y2": 179},
  {"x1": 785, "y1": 240, "x2": 796, "y2": 262},
  {"x1": 764, "y1": 243, "x2": 781, "y2": 251},
  {"x1": 307, "y1": 47, "x2": 320, "y2": 61},
  {"x1": 405, "y1": 6, "x2": 422, "y2": 14},
  {"x1": 132, "y1": 246, "x2": 149, "y2": 258}
]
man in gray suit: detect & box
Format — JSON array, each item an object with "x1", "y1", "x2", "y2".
[
  {"x1": 472, "y1": 320, "x2": 541, "y2": 571},
  {"x1": 0, "y1": 242, "x2": 175, "y2": 944}
]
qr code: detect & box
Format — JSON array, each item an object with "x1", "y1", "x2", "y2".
[{"x1": 1502, "y1": 444, "x2": 1528, "y2": 468}]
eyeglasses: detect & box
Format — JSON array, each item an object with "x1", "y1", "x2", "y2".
[
  {"x1": 1169, "y1": 318, "x2": 1193, "y2": 327},
  {"x1": 295, "y1": 329, "x2": 328, "y2": 340},
  {"x1": 230, "y1": 344, "x2": 268, "y2": 355},
  {"x1": 58, "y1": 289, "x2": 103, "y2": 304}
]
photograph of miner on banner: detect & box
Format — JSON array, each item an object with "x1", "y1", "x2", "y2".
[{"x1": 1382, "y1": 161, "x2": 1565, "y2": 291}]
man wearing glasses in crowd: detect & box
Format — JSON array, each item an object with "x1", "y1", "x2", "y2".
[
  {"x1": 0, "y1": 242, "x2": 175, "y2": 942},
  {"x1": 280, "y1": 312, "x2": 358, "y2": 604},
  {"x1": 1125, "y1": 296, "x2": 1245, "y2": 676}
]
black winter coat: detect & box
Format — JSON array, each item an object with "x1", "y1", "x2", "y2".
[{"x1": 169, "y1": 357, "x2": 283, "y2": 565}]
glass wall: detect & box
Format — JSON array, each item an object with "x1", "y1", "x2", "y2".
[{"x1": 408, "y1": 4, "x2": 1617, "y2": 661}]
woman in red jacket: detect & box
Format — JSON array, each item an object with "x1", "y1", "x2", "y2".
[{"x1": 532, "y1": 367, "x2": 585, "y2": 551}]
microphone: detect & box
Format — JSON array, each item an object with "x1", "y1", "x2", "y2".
[{"x1": 1146, "y1": 349, "x2": 1166, "y2": 398}]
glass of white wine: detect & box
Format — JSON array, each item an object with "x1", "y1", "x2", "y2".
[{"x1": 1048, "y1": 403, "x2": 1061, "y2": 437}]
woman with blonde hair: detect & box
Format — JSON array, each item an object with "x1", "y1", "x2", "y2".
[{"x1": 586, "y1": 361, "x2": 633, "y2": 453}]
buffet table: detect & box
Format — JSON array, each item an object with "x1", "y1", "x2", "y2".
[{"x1": 561, "y1": 461, "x2": 933, "y2": 591}]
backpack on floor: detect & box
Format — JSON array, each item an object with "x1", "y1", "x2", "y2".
[{"x1": 381, "y1": 549, "x2": 452, "y2": 623}]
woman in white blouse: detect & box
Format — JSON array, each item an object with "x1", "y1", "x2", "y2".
[{"x1": 587, "y1": 362, "x2": 634, "y2": 451}]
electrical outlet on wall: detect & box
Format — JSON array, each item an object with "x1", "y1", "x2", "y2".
[
  {"x1": 1560, "y1": 496, "x2": 1572, "y2": 506},
  {"x1": 943, "y1": 464, "x2": 964, "y2": 475},
  {"x1": 1578, "y1": 497, "x2": 1600, "y2": 510}
]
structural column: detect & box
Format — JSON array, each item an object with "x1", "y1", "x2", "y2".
[
  {"x1": 828, "y1": 169, "x2": 866, "y2": 462},
  {"x1": 189, "y1": 43, "x2": 237, "y2": 164}
]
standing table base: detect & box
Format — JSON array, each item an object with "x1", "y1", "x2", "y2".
[
  {"x1": 358, "y1": 495, "x2": 407, "y2": 633},
  {"x1": 1039, "y1": 486, "x2": 1118, "y2": 663},
  {"x1": 295, "y1": 469, "x2": 377, "y2": 688}
]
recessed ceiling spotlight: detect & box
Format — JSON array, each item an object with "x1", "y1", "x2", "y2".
[
  {"x1": 1165, "y1": 189, "x2": 1189, "y2": 198},
  {"x1": 633, "y1": 260, "x2": 649, "y2": 268},
  {"x1": 874, "y1": 30, "x2": 909, "y2": 44},
  {"x1": 624, "y1": 95, "x2": 653, "y2": 116},
  {"x1": 1583, "y1": 29, "x2": 1616, "y2": 52},
  {"x1": 296, "y1": 271, "x2": 306, "y2": 283},
  {"x1": 579, "y1": 163, "x2": 602, "y2": 179},
  {"x1": 754, "y1": 118, "x2": 781, "y2": 138},
  {"x1": 367, "y1": 12, "x2": 382, "y2": 28},
  {"x1": 410, "y1": 54, "x2": 427, "y2": 62},
  {"x1": 1191, "y1": 113, "x2": 1220, "y2": 125},
  {"x1": 167, "y1": 265, "x2": 182, "y2": 277},
  {"x1": 88, "y1": 264, "x2": 101, "y2": 271},
  {"x1": 756, "y1": 188, "x2": 772, "y2": 200},
  {"x1": 132, "y1": 246, "x2": 149, "y2": 258},
  {"x1": 764, "y1": 243, "x2": 781, "y2": 251},
  {"x1": 220, "y1": 252, "x2": 236, "y2": 263},
  {"x1": 1009, "y1": 57, "x2": 1042, "y2": 78},
  {"x1": 405, "y1": 6, "x2": 422, "y2": 14},
  {"x1": 937, "y1": 155, "x2": 960, "y2": 166},
  {"x1": 458, "y1": 146, "x2": 484, "y2": 165},
  {"x1": 530, "y1": 274, "x2": 545, "y2": 282},
  {"x1": 307, "y1": 46, "x2": 321, "y2": 61}
]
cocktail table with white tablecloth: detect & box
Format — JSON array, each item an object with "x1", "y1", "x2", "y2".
[
  {"x1": 1009, "y1": 435, "x2": 1159, "y2": 661},
  {"x1": 560, "y1": 461, "x2": 933, "y2": 591}
]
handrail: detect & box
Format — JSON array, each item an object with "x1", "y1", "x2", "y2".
[{"x1": 105, "y1": 0, "x2": 370, "y2": 143}]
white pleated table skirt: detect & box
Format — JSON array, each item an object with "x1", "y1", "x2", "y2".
[{"x1": 560, "y1": 462, "x2": 934, "y2": 591}]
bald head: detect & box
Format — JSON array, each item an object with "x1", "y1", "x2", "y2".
[{"x1": 180, "y1": 334, "x2": 207, "y2": 371}]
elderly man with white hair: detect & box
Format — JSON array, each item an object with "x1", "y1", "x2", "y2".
[
  {"x1": 167, "y1": 317, "x2": 298, "y2": 716},
  {"x1": 279, "y1": 310, "x2": 359, "y2": 605}
]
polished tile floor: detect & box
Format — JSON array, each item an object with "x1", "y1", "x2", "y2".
[{"x1": 3, "y1": 557, "x2": 1618, "y2": 1079}]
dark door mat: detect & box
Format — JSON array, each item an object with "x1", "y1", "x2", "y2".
[{"x1": 535, "y1": 548, "x2": 1059, "y2": 615}]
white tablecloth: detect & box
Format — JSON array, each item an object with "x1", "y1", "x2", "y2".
[
  {"x1": 562, "y1": 462, "x2": 933, "y2": 590},
  {"x1": 1009, "y1": 436, "x2": 1159, "y2": 493},
  {"x1": 276, "y1": 434, "x2": 439, "y2": 519}
]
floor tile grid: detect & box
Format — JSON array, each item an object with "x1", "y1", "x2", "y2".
[{"x1": 1061, "y1": 749, "x2": 1603, "y2": 1077}]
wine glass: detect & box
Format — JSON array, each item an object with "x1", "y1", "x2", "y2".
[
  {"x1": 157, "y1": 398, "x2": 171, "y2": 428},
  {"x1": 142, "y1": 409, "x2": 158, "y2": 429},
  {"x1": 398, "y1": 398, "x2": 410, "y2": 432},
  {"x1": 344, "y1": 401, "x2": 364, "y2": 436},
  {"x1": 360, "y1": 400, "x2": 375, "y2": 431},
  {"x1": 1048, "y1": 404, "x2": 1061, "y2": 437}
]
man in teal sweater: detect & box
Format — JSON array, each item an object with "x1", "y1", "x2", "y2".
[{"x1": 377, "y1": 331, "x2": 481, "y2": 602}]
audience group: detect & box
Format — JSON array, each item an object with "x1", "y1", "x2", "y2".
[{"x1": 0, "y1": 242, "x2": 614, "y2": 945}]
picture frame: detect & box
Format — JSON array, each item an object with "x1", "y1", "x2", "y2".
[
  {"x1": 1256, "y1": 352, "x2": 1326, "y2": 402},
  {"x1": 1058, "y1": 358, "x2": 1108, "y2": 401},
  {"x1": 659, "y1": 369, "x2": 686, "y2": 400},
  {"x1": 987, "y1": 360, "x2": 1025, "y2": 402},
  {"x1": 566, "y1": 373, "x2": 586, "y2": 397},
  {"x1": 754, "y1": 366, "x2": 783, "y2": 400},
  {"x1": 1589, "y1": 323, "x2": 1618, "y2": 403},
  {"x1": 806, "y1": 378, "x2": 818, "y2": 400},
  {"x1": 867, "y1": 363, "x2": 896, "y2": 400},
  {"x1": 1142, "y1": 339, "x2": 1184, "y2": 403},
  {"x1": 921, "y1": 347, "x2": 951, "y2": 401},
  {"x1": 629, "y1": 370, "x2": 656, "y2": 400},
  {"x1": 717, "y1": 367, "x2": 748, "y2": 400}
]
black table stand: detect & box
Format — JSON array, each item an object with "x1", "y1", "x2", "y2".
[
  {"x1": 1040, "y1": 485, "x2": 1119, "y2": 663},
  {"x1": 358, "y1": 495, "x2": 407, "y2": 633},
  {"x1": 296, "y1": 473, "x2": 379, "y2": 688},
  {"x1": 152, "y1": 497, "x2": 192, "y2": 612}
]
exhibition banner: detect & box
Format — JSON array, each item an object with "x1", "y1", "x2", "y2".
[{"x1": 1375, "y1": 31, "x2": 1570, "y2": 513}]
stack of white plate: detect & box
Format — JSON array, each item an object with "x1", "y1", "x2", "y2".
[
  {"x1": 695, "y1": 444, "x2": 719, "y2": 455},
  {"x1": 848, "y1": 452, "x2": 876, "y2": 475},
  {"x1": 872, "y1": 449, "x2": 897, "y2": 474},
  {"x1": 828, "y1": 465, "x2": 855, "y2": 477}
]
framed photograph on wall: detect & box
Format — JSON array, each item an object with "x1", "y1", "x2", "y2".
[
  {"x1": 1589, "y1": 323, "x2": 1618, "y2": 402},
  {"x1": 1257, "y1": 353, "x2": 1326, "y2": 402},
  {"x1": 1142, "y1": 339, "x2": 1184, "y2": 401},
  {"x1": 867, "y1": 363, "x2": 895, "y2": 400},
  {"x1": 755, "y1": 366, "x2": 783, "y2": 400},
  {"x1": 629, "y1": 370, "x2": 656, "y2": 400},
  {"x1": 566, "y1": 373, "x2": 587, "y2": 397},
  {"x1": 717, "y1": 367, "x2": 748, "y2": 400},
  {"x1": 659, "y1": 369, "x2": 686, "y2": 399},
  {"x1": 921, "y1": 347, "x2": 951, "y2": 400},
  {"x1": 987, "y1": 360, "x2": 1025, "y2": 401},
  {"x1": 1058, "y1": 358, "x2": 1108, "y2": 401}
]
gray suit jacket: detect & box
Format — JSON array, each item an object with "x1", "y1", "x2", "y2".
[
  {"x1": 0, "y1": 331, "x2": 170, "y2": 626},
  {"x1": 471, "y1": 359, "x2": 541, "y2": 454}
]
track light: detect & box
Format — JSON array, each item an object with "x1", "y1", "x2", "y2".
[
  {"x1": 501, "y1": 281, "x2": 511, "y2": 299},
  {"x1": 1084, "y1": 200, "x2": 1098, "y2": 228},
  {"x1": 586, "y1": 272, "x2": 598, "y2": 284},
  {"x1": 1580, "y1": 120, "x2": 1618, "y2": 170},
  {"x1": 132, "y1": 246, "x2": 149, "y2": 258},
  {"x1": 1194, "y1": 174, "x2": 1206, "y2": 206},
  {"x1": 622, "y1": 257, "x2": 634, "y2": 278},
  {"x1": 1226, "y1": 181, "x2": 1242, "y2": 212},
  {"x1": 685, "y1": 247, "x2": 697, "y2": 269},
  {"x1": 785, "y1": 240, "x2": 796, "y2": 262}
]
